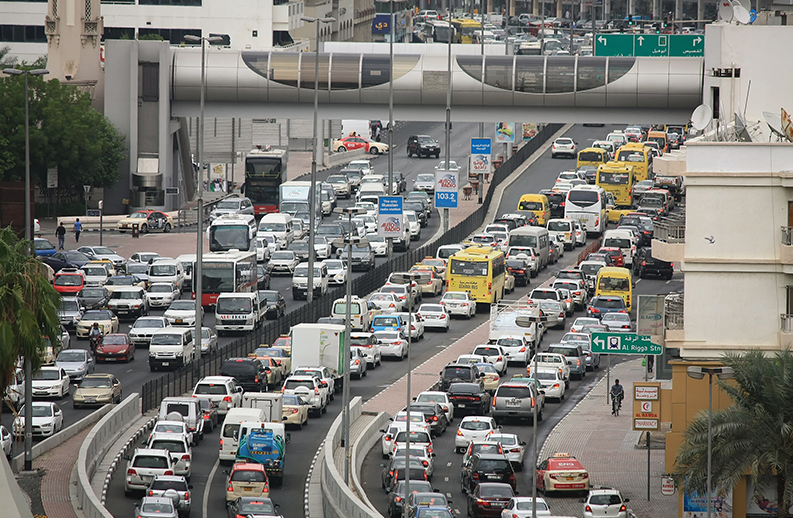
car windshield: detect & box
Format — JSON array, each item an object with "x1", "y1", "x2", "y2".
[
  {"x1": 102, "y1": 335, "x2": 127, "y2": 345},
  {"x1": 195, "y1": 383, "x2": 229, "y2": 395},
  {"x1": 150, "y1": 439, "x2": 186, "y2": 453},
  {"x1": 217, "y1": 297, "x2": 253, "y2": 314},
  {"x1": 126, "y1": 264, "x2": 148, "y2": 274},
  {"x1": 515, "y1": 501, "x2": 548, "y2": 511},
  {"x1": 272, "y1": 252, "x2": 294, "y2": 261},
  {"x1": 590, "y1": 494, "x2": 623, "y2": 505},
  {"x1": 284, "y1": 379, "x2": 315, "y2": 390},
  {"x1": 151, "y1": 479, "x2": 188, "y2": 491},
  {"x1": 34, "y1": 369, "x2": 61, "y2": 381},
  {"x1": 79, "y1": 288, "x2": 105, "y2": 298},
  {"x1": 261, "y1": 292, "x2": 280, "y2": 303},
  {"x1": 82, "y1": 310, "x2": 112, "y2": 320},
  {"x1": 60, "y1": 300, "x2": 81, "y2": 311},
  {"x1": 259, "y1": 222, "x2": 286, "y2": 232},
  {"x1": 111, "y1": 291, "x2": 141, "y2": 299},
  {"x1": 133, "y1": 318, "x2": 165, "y2": 329},
  {"x1": 149, "y1": 285, "x2": 173, "y2": 293},
  {"x1": 57, "y1": 350, "x2": 86, "y2": 362},
  {"x1": 82, "y1": 267, "x2": 106, "y2": 276},
  {"x1": 133, "y1": 455, "x2": 169, "y2": 468},
  {"x1": 293, "y1": 267, "x2": 322, "y2": 278},
  {"x1": 106, "y1": 277, "x2": 133, "y2": 286},
  {"x1": 150, "y1": 264, "x2": 176, "y2": 275},
  {"x1": 324, "y1": 260, "x2": 343, "y2": 269},
  {"x1": 154, "y1": 423, "x2": 185, "y2": 433},
  {"x1": 168, "y1": 301, "x2": 195, "y2": 311},
  {"x1": 547, "y1": 221, "x2": 571, "y2": 232},
  {"x1": 80, "y1": 377, "x2": 111, "y2": 388},
  {"x1": 55, "y1": 275, "x2": 82, "y2": 286},
  {"x1": 461, "y1": 421, "x2": 491, "y2": 431},
  {"x1": 215, "y1": 200, "x2": 241, "y2": 210},
  {"x1": 419, "y1": 304, "x2": 443, "y2": 313},
  {"x1": 374, "y1": 331, "x2": 400, "y2": 341}
]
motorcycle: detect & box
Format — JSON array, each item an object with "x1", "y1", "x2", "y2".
[{"x1": 89, "y1": 334, "x2": 103, "y2": 355}]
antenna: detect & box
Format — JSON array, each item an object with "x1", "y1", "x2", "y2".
[
  {"x1": 732, "y1": 2, "x2": 751, "y2": 24},
  {"x1": 718, "y1": 0, "x2": 734, "y2": 21},
  {"x1": 734, "y1": 112, "x2": 753, "y2": 142},
  {"x1": 691, "y1": 104, "x2": 713, "y2": 137},
  {"x1": 763, "y1": 111, "x2": 788, "y2": 142}
]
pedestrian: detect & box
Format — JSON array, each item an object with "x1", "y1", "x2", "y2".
[
  {"x1": 55, "y1": 222, "x2": 66, "y2": 249},
  {"x1": 73, "y1": 218, "x2": 82, "y2": 243},
  {"x1": 647, "y1": 354, "x2": 655, "y2": 374},
  {"x1": 375, "y1": 125, "x2": 381, "y2": 142}
]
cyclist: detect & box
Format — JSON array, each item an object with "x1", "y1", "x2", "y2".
[
  {"x1": 610, "y1": 379, "x2": 624, "y2": 416},
  {"x1": 88, "y1": 322, "x2": 103, "y2": 354}
]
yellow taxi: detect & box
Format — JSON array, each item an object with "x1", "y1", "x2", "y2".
[
  {"x1": 408, "y1": 266, "x2": 444, "y2": 297},
  {"x1": 281, "y1": 393, "x2": 310, "y2": 429},
  {"x1": 419, "y1": 257, "x2": 447, "y2": 280},
  {"x1": 247, "y1": 353, "x2": 285, "y2": 387},
  {"x1": 87, "y1": 259, "x2": 117, "y2": 277},
  {"x1": 476, "y1": 363, "x2": 501, "y2": 392},
  {"x1": 75, "y1": 309, "x2": 119, "y2": 338},
  {"x1": 254, "y1": 344, "x2": 291, "y2": 373},
  {"x1": 535, "y1": 452, "x2": 589, "y2": 493},
  {"x1": 225, "y1": 462, "x2": 269, "y2": 502},
  {"x1": 117, "y1": 210, "x2": 174, "y2": 233}
]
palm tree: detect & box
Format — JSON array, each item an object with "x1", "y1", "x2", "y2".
[
  {"x1": 0, "y1": 226, "x2": 62, "y2": 413},
  {"x1": 673, "y1": 349, "x2": 793, "y2": 518}
]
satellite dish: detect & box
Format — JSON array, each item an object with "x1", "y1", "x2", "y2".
[
  {"x1": 734, "y1": 112, "x2": 753, "y2": 142},
  {"x1": 732, "y1": 0, "x2": 751, "y2": 12},
  {"x1": 763, "y1": 111, "x2": 787, "y2": 140},
  {"x1": 733, "y1": 3, "x2": 751, "y2": 24},
  {"x1": 718, "y1": 0, "x2": 734, "y2": 21},
  {"x1": 691, "y1": 104, "x2": 713, "y2": 131}
]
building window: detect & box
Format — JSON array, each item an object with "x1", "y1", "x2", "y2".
[
  {"x1": 0, "y1": 25, "x2": 46, "y2": 42},
  {"x1": 141, "y1": 63, "x2": 159, "y2": 102},
  {"x1": 102, "y1": 27, "x2": 135, "y2": 40},
  {"x1": 139, "y1": 28, "x2": 200, "y2": 44}
]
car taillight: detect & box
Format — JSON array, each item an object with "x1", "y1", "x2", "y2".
[
  {"x1": 254, "y1": 377, "x2": 259, "y2": 383},
  {"x1": 422, "y1": 460, "x2": 429, "y2": 467},
  {"x1": 395, "y1": 496, "x2": 402, "y2": 502},
  {"x1": 553, "y1": 383, "x2": 560, "y2": 389},
  {"x1": 440, "y1": 314, "x2": 446, "y2": 319},
  {"x1": 220, "y1": 438, "x2": 223, "y2": 447},
  {"x1": 291, "y1": 408, "x2": 299, "y2": 414},
  {"x1": 223, "y1": 396, "x2": 232, "y2": 402},
  {"x1": 127, "y1": 469, "x2": 137, "y2": 476},
  {"x1": 431, "y1": 416, "x2": 438, "y2": 421},
  {"x1": 590, "y1": 307, "x2": 600, "y2": 313},
  {"x1": 492, "y1": 396, "x2": 497, "y2": 406},
  {"x1": 314, "y1": 388, "x2": 320, "y2": 394},
  {"x1": 228, "y1": 484, "x2": 234, "y2": 492},
  {"x1": 519, "y1": 346, "x2": 526, "y2": 352},
  {"x1": 585, "y1": 505, "x2": 593, "y2": 513},
  {"x1": 457, "y1": 430, "x2": 463, "y2": 436},
  {"x1": 472, "y1": 472, "x2": 479, "y2": 480},
  {"x1": 355, "y1": 360, "x2": 360, "y2": 365},
  {"x1": 181, "y1": 454, "x2": 190, "y2": 460},
  {"x1": 164, "y1": 470, "x2": 173, "y2": 476}
]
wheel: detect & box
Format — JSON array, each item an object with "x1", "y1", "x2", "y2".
[
  {"x1": 141, "y1": 224, "x2": 148, "y2": 233},
  {"x1": 371, "y1": 147, "x2": 380, "y2": 155},
  {"x1": 407, "y1": 150, "x2": 412, "y2": 157},
  {"x1": 164, "y1": 223, "x2": 171, "y2": 233},
  {"x1": 338, "y1": 146, "x2": 347, "y2": 152}
]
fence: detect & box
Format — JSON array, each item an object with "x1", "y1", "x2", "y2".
[{"x1": 140, "y1": 123, "x2": 563, "y2": 412}]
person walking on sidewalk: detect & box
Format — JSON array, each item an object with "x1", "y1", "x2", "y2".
[
  {"x1": 73, "y1": 218, "x2": 82, "y2": 243},
  {"x1": 610, "y1": 379, "x2": 624, "y2": 415},
  {"x1": 55, "y1": 222, "x2": 66, "y2": 249}
]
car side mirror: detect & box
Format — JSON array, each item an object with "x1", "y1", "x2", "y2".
[
  {"x1": 520, "y1": 441, "x2": 527, "y2": 446},
  {"x1": 624, "y1": 498, "x2": 630, "y2": 502},
  {"x1": 567, "y1": 360, "x2": 573, "y2": 365},
  {"x1": 579, "y1": 498, "x2": 586, "y2": 503}
]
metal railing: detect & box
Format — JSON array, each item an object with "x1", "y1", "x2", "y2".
[
  {"x1": 781, "y1": 227, "x2": 793, "y2": 246},
  {"x1": 664, "y1": 291, "x2": 684, "y2": 330},
  {"x1": 781, "y1": 314, "x2": 793, "y2": 333},
  {"x1": 139, "y1": 123, "x2": 562, "y2": 412},
  {"x1": 654, "y1": 217, "x2": 686, "y2": 244}
]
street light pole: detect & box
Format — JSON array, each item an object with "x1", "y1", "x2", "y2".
[
  {"x1": 302, "y1": 16, "x2": 335, "y2": 303},
  {"x1": 444, "y1": 12, "x2": 452, "y2": 233},
  {"x1": 402, "y1": 271, "x2": 421, "y2": 518},
  {"x1": 388, "y1": 0, "x2": 395, "y2": 260},
  {"x1": 3, "y1": 66, "x2": 49, "y2": 473}
]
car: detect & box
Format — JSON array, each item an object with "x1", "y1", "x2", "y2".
[
  {"x1": 117, "y1": 210, "x2": 173, "y2": 233},
  {"x1": 404, "y1": 201, "x2": 429, "y2": 226},
  {"x1": 454, "y1": 416, "x2": 499, "y2": 452},
  {"x1": 124, "y1": 448, "x2": 175, "y2": 495},
  {"x1": 147, "y1": 282, "x2": 180, "y2": 308},
  {"x1": 488, "y1": 433, "x2": 526, "y2": 471},
  {"x1": 366, "y1": 234, "x2": 391, "y2": 257},
  {"x1": 145, "y1": 475, "x2": 192, "y2": 517},
  {"x1": 461, "y1": 452, "x2": 517, "y2": 494},
  {"x1": 55, "y1": 349, "x2": 94, "y2": 381},
  {"x1": 601, "y1": 312, "x2": 635, "y2": 332},
  {"x1": 500, "y1": 497, "x2": 553, "y2": 518},
  {"x1": 582, "y1": 488, "x2": 630, "y2": 518},
  {"x1": 416, "y1": 303, "x2": 450, "y2": 332},
  {"x1": 80, "y1": 264, "x2": 110, "y2": 286},
  {"x1": 123, "y1": 263, "x2": 151, "y2": 286},
  {"x1": 551, "y1": 137, "x2": 577, "y2": 158},
  {"x1": 227, "y1": 497, "x2": 282, "y2": 518},
  {"x1": 104, "y1": 275, "x2": 147, "y2": 293},
  {"x1": 390, "y1": 443, "x2": 436, "y2": 479},
  {"x1": 530, "y1": 353, "x2": 571, "y2": 388},
  {"x1": 192, "y1": 376, "x2": 243, "y2": 415},
  {"x1": 31, "y1": 366, "x2": 71, "y2": 398},
  {"x1": 282, "y1": 376, "x2": 327, "y2": 416},
  {"x1": 381, "y1": 456, "x2": 429, "y2": 493},
  {"x1": 598, "y1": 247, "x2": 625, "y2": 268},
  {"x1": 72, "y1": 373, "x2": 123, "y2": 407},
  {"x1": 76, "y1": 245, "x2": 126, "y2": 268},
  {"x1": 570, "y1": 317, "x2": 600, "y2": 333},
  {"x1": 58, "y1": 296, "x2": 84, "y2": 328},
  {"x1": 506, "y1": 259, "x2": 531, "y2": 287},
  {"x1": 76, "y1": 309, "x2": 119, "y2": 338},
  {"x1": 42, "y1": 250, "x2": 93, "y2": 272},
  {"x1": 349, "y1": 347, "x2": 369, "y2": 378},
  {"x1": 33, "y1": 238, "x2": 57, "y2": 257},
  {"x1": 536, "y1": 300, "x2": 566, "y2": 329},
  {"x1": 374, "y1": 330, "x2": 408, "y2": 360},
  {"x1": 259, "y1": 290, "x2": 286, "y2": 319},
  {"x1": 333, "y1": 135, "x2": 389, "y2": 154},
  {"x1": 379, "y1": 422, "x2": 423, "y2": 458},
  {"x1": 440, "y1": 292, "x2": 476, "y2": 319},
  {"x1": 413, "y1": 173, "x2": 436, "y2": 193},
  {"x1": 193, "y1": 396, "x2": 219, "y2": 433},
  {"x1": 224, "y1": 462, "x2": 270, "y2": 502},
  {"x1": 53, "y1": 269, "x2": 85, "y2": 295},
  {"x1": 407, "y1": 135, "x2": 440, "y2": 158},
  {"x1": 128, "y1": 316, "x2": 171, "y2": 348},
  {"x1": 13, "y1": 401, "x2": 63, "y2": 437},
  {"x1": 95, "y1": 333, "x2": 135, "y2": 362},
  {"x1": 1, "y1": 425, "x2": 11, "y2": 457},
  {"x1": 471, "y1": 345, "x2": 508, "y2": 375},
  {"x1": 338, "y1": 244, "x2": 376, "y2": 271},
  {"x1": 415, "y1": 391, "x2": 454, "y2": 422},
  {"x1": 378, "y1": 285, "x2": 412, "y2": 310},
  {"x1": 134, "y1": 496, "x2": 178, "y2": 518},
  {"x1": 198, "y1": 326, "x2": 218, "y2": 356},
  {"x1": 467, "y1": 483, "x2": 515, "y2": 518},
  {"x1": 394, "y1": 311, "x2": 424, "y2": 340},
  {"x1": 281, "y1": 393, "x2": 310, "y2": 429},
  {"x1": 326, "y1": 174, "x2": 352, "y2": 199},
  {"x1": 491, "y1": 381, "x2": 543, "y2": 424},
  {"x1": 493, "y1": 335, "x2": 533, "y2": 366},
  {"x1": 633, "y1": 247, "x2": 674, "y2": 280},
  {"x1": 587, "y1": 296, "x2": 628, "y2": 318},
  {"x1": 255, "y1": 265, "x2": 271, "y2": 290},
  {"x1": 107, "y1": 286, "x2": 149, "y2": 319},
  {"x1": 164, "y1": 300, "x2": 203, "y2": 327},
  {"x1": 267, "y1": 250, "x2": 300, "y2": 276},
  {"x1": 552, "y1": 279, "x2": 587, "y2": 309},
  {"x1": 536, "y1": 452, "x2": 589, "y2": 493},
  {"x1": 407, "y1": 402, "x2": 448, "y2": 437}
]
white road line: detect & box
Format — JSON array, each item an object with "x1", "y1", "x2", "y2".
[
  {"x1": 665, "y1": 280, "x2": 671, "y2": 284},
  {"x1": 444, "y1": 476, "x2": 450, "y2": 482},
  {"x1": 446, "y1": 462, "x2": 453, "y2": 467},
  {"x1": 202, "y1": 457, "x2": 220, "y2": 518},
  {"x1": 635, "y1": 279, "x2": 642, "y2": 284}
]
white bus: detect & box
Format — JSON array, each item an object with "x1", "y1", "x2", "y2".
[
  {"x1": 564, "y1": 185, "x2": 608, "y2": 236},
  {"x1": 207, "y1": 214, "x2": 257, "y2": 253}
]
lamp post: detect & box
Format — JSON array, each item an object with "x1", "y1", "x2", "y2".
[
  {"x1": 515, "y1": 314, "x2": 541, "y2": 518},
  {"x1": 401, "y1": 271, "x2": 422, "y2": 518},
  {"x1": 333, "y1": 206, "x2": 367, "y2": 484},
  {"x1": 686, "y1": 366, "x2": 735, "y2": 518},
  {"x1": 301, "y1": 16, "x2": 335, "y2": 303},
  {"x1": 443, "y1": 11, "x2": 453, "y2": 233},
  {"x1": 3, "y1": 66, "x2": 49, "y2": 473},
  {"x1": 184, "y1": 34, "x2": 223, "y2": 354}
]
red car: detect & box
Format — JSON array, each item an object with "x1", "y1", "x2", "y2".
[
  {"x1": 95, "y1": 333, "x2": 135, "y2": 362},
  {"x1": 598, "y1": 247, "x2": 625, "y2": 268},
  {"x1": 332, "y1": 136, "x2": 389, "y2": 155},
  {"x1": 53, "y1": 270, "x2": 85, "y2": 295},
  {"x1": 466, "y1": 482, "x2": 515, "y2": 518}
]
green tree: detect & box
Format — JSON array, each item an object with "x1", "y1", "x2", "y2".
[
  {"x1": 0, "y1": 227, "x2": 62, "y2": 412},
  {"x1": 673, "y1": 350, "x2": 793, "y2": 518}
]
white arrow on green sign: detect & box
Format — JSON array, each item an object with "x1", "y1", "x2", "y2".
[{"x1": 590, "y1": 332, "x2": 663, "y2": 355}]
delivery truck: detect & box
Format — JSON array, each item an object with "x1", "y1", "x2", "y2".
[
  {"x1": 289, "y1": 323, "x2": 346, "y2": 385},
  {"x1": 241, "y1": 392, "x2": 284, "y2": 423}
]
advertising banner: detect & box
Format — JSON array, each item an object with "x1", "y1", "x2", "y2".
[
  {"x1": 637, "y1": 295, "x2": 665, "y2": 336},
  {"x1": 495, "y1": 122, "x2": 515, "y2": 143},
  {"x1": 522, "y1": 123, "x2": 538, "y2": 140},
  {"x1": 470, "y1": 138, "x2": 491, "y2": 179},
  {"x1": 434, "y1": 170, "x2": 459, "y2": 209},
  {"x1": 378, "y1": 196, "x2": 403, "y2": 237}
]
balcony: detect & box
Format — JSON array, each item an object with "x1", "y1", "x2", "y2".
[
  {"x1": 781, "y1": 227, "x2": 793, "y2": 266},
  {"x1": 652, "y1": 216, "x2": 685, "y2": 264},
  {"x1": 780, "y1": 313, "x2": 793, "y2": 349},
  {"x1": 664, "y1": 292, "x2": 685, "y2": 345}
]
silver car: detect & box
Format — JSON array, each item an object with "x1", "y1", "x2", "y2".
[
  {"x1": 129, "y1": 316, "x2": 171, "y2": 348},
  {"x1": 209, "y1": 196, "x2": 255, "y2": 221},
  {"x1": 200, "y1": 327, "x2": 218, "y2": 356},
  {"x1": 413, "y1": 173, "x2": 436, "y2": 193},
  {"x1": 55, "y1": 349, "x2": 94, "y2": 381},
  {"x1": 134, "y1": 496, "x2": 178, "y2": 518},
  {"x1": 267, "y1": 251, "x2": 300, "y2": 275},
  {"x1": 145, "y1": 475, "x2": 191, "y2": 516},
  {"x1": 349, "y1": 347, "x2": 368, "y2": 379},
  {"x1": 59, "y1": 297, "x2": 84, "y2": 329}
]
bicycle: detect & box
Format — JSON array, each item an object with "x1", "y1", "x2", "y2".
[{"x1": 611, "y1": 394, "x2": 623, "y2": 416}]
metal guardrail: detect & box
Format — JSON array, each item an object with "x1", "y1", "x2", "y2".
[
  {"x1": 654, "y1": 218, "x2": 686, "y2": 244},
  {"x1": 782, "y1": 227, "x2": 793, "y2": 246},
  {"x1": 664, "y1": 291, "x2": 684, "y2": 330},
  {"x1": 139, "y1": 123, "x2": 563, "y2": 413}
]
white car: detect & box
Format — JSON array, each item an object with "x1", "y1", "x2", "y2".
[
  {"x1": 392, "y1": 444, "x2": 435, "y2": 478},
  {"x1": 457, "y1": 354, "x2": 488, "y2": 365},
  {"x1": 416, "y1": 303, "x2": 451, "y2": 332},
  {"x1": 380, "y1": 422, "x2": 426, "y2": 458},
  {"x1": 283, "y1": 376, "x2": 327, "y2": 415},
  {"x1": 257, "y1": 233, "x2": 279, "y2": 255},
  {"x1": 489, "y1": 432, "x2": 526, "y2": 470},
  {"x1": 440, "y1": 291, "x2": 476, "y2": 319},
  {"x1": 602, "y1": 312, "x2": 635, "y2": 332},
  {"x1": 405, "y1": 211, "x2": 421, "y2": 240},
  {"x1": 129, "y1": 316, "x2": 171, "y2": 348},
  {"x1": 1, "y1": 425, "x2": 11, "y2": 457},
  {"x1": 80, "y1": 265, "x2": 109, "y2": 286},
  {"x1": 573, "y1": 221, "x2": 586, "y2": 246},
  {"x1": 268, "y1": 251, "x2": 300, "y2": 275},
  {"x1": 551, "y1": 137, "x2": 577, "y2": 158},
  {"x1": 435, "y1": 160, "x2": 460, "y2": 172},
  {"x1": 582, "y1": 488, "x2": 629, "y2": 518},
  {"x1": 415, "y1": 391, "x2": 454, "y2": 421},
  {"x1": 493, "y1": 335, "x2": 531, "y2": 366},
  {"x1": 147, "y1": 282, "x2": 180, "y2": 308},
  {"x1": 366, "y1": 234, "x2": 390, "y2": 256},
  {"x1": 163, "y1": 300, "x2": 203, "y2": 327},
  {"x1": 533, "y1": 368, "x2": 566, "y2": 401},
  {"x1": 369, "y1": 292, "x2": 403, "y2": 312},
  {"x1": 13, "y1": 402, "x2": 63, "y2": 438},
  {"x1": 413, "y1": 173, "x2": 436, "y2": 193},
  {"x1": 149, "y1": 420, "x2": 194, "y2": 447},
  {"x1": 374, "y1": 330, "x2": 408, "y2": 360},
  {"x1": 350, "y1": 332, "x2": 382, "y2": 367},
  {"x1": 347, "y1": 159, "x2": 373, "y2": 175},
  {"x1": 552, "y1": 279, "x2": 587, "y2": 310},
  {"x1": 501, "y1": 497, "x2": 553, "y2": 518},
  {"x1": 77, "y1": 246, "x2": 127, "y2": 269},
  {"x1": 292, "y1": 366, "x2": 336, "y2": 396},
  {"x1": 357, "y1": 215, "x2": 378, "y2": 234},
  {"x1": 323, "y1": 259, "x2": 348, "y2": 285},
  {"x1": 472, "y1": 344, "x2": 509, "y2": 375},
  {"x1": 314, "y1": 236, "x2": 332, "y2": 260},
  {"x1": 454, "y1": 416, "x2": 499, "y2": 452},
  {"x1": 31, "y1": 366, "x2": 71, "y2": 398},
  {"x1": 192, "y1": 376, "x2": 243, "y2": 415},
  {"x1": 394, "y1": 312, "x2": 424, "y2": 340},
  {"x1": 354, "y1": 201, "x2": 378, "y2": 218},
  {"x1": 532, "y1": 353, "x2": 571, "y2": 387},
  {"x1": 255, "y1": 236, "x2": 272, "y2": 263},
  {"x1": 570, "y1": 317, "x2": 600, "y2": 333}
]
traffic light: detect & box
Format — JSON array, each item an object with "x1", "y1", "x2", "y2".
[{"x1": 627, "y1": 15, "x2": 634, "y2": 26}]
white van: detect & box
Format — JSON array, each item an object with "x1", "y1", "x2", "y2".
[
  {"x1": 436, "y1": 244, "x2": 465, "y2": 260},
  {"x1": 257, "y1": 213, "x2": 295, "y2": 249},
  {"x1": 215, "y1": 292, "x2": 266, "y2": 335},
  {"x1": 602, "y1": 229, "x2": 637, "y2": 266},
  {"x1": 148, "y1": 259, "x2": 185, "y2": 291},
  {"x1": 175, "y1": 254, "x2": 196, "y2": 292},
  {"x1": 148, "y1": 327, "x2": 195, "y2": 371},
  {"x1": 507, "y1": 227, "x2": 551, "y2": 269},
  {"x1": 219, "y1": 407, "x2": 267, "y2": 461},
  {"x1": 331, "y1": 296, "x2": 374, "y2": 331},
  {"x1": 546, "y1": 218, "x2": 576, "y2": 251},
  {"x1": 356, "y1": 184, "x2": 387, "y2": 203}
]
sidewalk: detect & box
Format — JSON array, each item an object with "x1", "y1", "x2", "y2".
[{"x1": 538, "y1": 359, "x2": 676, "y2": 518}]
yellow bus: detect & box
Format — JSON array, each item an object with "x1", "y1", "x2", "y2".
[
  {"x1": 576, "y1": 147, "x2": 609, "y2": 169},
  {"x1": 614, "y1": 143, "x2": 652, "y2": 182},
  {"x1": 596, "y1": 163, "x2": 634, "y2": 206},
  {"x1": 450, "y1": 18, "x2": 481, "y2": 44},
  {"x1": 595, "y1": 266, "x2": 633, "y2": 312},
  {"x1": 446, "y1": 245, "x2": 506, "y2": 304}
]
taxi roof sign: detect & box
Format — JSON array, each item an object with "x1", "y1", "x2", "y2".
[{"x1": 553, "y1": 452, "x2": 571, "y2": 458}]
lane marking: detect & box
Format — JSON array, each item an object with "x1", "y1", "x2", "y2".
[
  {"x1": 635, "y1": 279, "x2": 642, "y2": 284},
  {"x1": 446, "y1": 462, "x2": 453, "y2": 467},
  {"x1": 202, "y1": 457, "x2": 220, "y2": 518},
  {"x1": 444, "y1": 476, "x2": 450, "y2": 482}
]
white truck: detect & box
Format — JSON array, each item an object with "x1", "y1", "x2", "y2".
[
  {"x1": 289, "y1": 323, "x2": 346, "y2": 385},
  {"x1": 488, "y1": 297, "x2": 544, "y2": 349},
  {"x1": 241, "y1": 392, "x2": 284, "y2": 423}
]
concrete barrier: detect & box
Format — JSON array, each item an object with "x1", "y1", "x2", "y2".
[
  {"x1": 0, "y1": 455, "x2": 34, "y2": 518},
  {"x1": 76, "y1": 393, "x2": 142, "y2": 518},
  {"x1": 328, "y1": 148, "x2": 369, "y2": 168},
  {"x1": 100, "y1": 415, "x2": 157, "y2": 505},
  {"x1": 350, "y1": 411, "x2": 390, "y2": 513},
  {"x1": 10, "y1": 404, "x2": 113, "y2": 473}
]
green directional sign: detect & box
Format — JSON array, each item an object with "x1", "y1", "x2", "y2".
[
  {"x1": 594, "y1": 34, "x2": 634, "y2": 57},
  {"x1": 594, "y1": 34, "x2": 704, "y2": 58},
  {"x1": 590, "y1": 332, "x2": 663, "y2": 355},
  {"x1": 634, "y1": 34, "x2": 669, "y2": 57},
  {"x1": 669, "y1": 34, "x2": 704, "y2": 57}
]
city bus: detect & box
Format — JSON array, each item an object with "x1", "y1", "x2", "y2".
[
  {"x1": 192, "y1": 250, "x2": 257, "y2": 306},
  {"x1": 595, "y1": 266, "x2": 633, "y2": 312},
  {"x1": 450, "y1": 18, "x2": 481, "y2": 43},
  {"x1": 207, "y1": 214, "x2": 257, "y2": 253},
  {"x1": 244, "y1": 147, "x2": 288, "y2": 215},
  {"x1": 596, "y1": 163, "x2": 634, "y2": 207},
  {"x1": 614, "y1": 143, "x2": 652, "y2": 182},
  {"x1": 422, "y1": 20, "x2": 455, "y2": 43},
  {"x1": 576, "y1": 147, "x2": 609, "y2": 170},
  {"x1": 564, "y1": 185, "x2": 608, "y2": 235},
  {"x1": 446, "y1": 245, "x2": 506, "y2": 304}
]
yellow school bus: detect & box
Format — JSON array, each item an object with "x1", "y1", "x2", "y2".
[
  {"x1": 576, "y1": 147, "x2": 609, "y2": 169},
  {"x1": 614, "y1": 143, "x2": 652, "y2": 182},
  {"x1": 595, "y1": 266, "x2": 633, "y2": 312},
  {"x1": 450, "y1": 18, "x2": 482, "y2": 44},
  {"x1": 596, "y1": 162, "x2": 634, "y2": 207},
  {"x1": 446, "y1": 246, "x2": 506, "y2": 304}
]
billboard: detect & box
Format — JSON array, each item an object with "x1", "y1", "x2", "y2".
[
  {"x1": 470, "y1": 138, "x2": 491, "y2": 178},
  {"x1": 434, "y1": 170, "x2": 459, "y2": 209},
  {"x1": 378, "y1": 196, "x2": 403, "y2": 237},
  {"x1": 637, "y1": 295, "x2": 665, "y2": 336},
  {"x1": 495, "y1": 122, "x2": 515, "y2": 143},
  {"x1": 522, "y1": 123, "x2": 538, "y2": 140}
]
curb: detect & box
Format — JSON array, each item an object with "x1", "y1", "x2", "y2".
[
  {"x1": 304, "y1": 438, "x2": 325, "y2": 518},
  {"x1": 101, "y1": 415, "x2": 157, "y2": 505}
]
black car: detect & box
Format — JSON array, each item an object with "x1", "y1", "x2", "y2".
[
  {"x1": 220, "y1": 357, "x2": 270, "y2": 392},
  {"x1": 337, "y1": 245, "x2": 375, "y2": 271},
  {"x1": 407, "y1": 135, "x2": 440, "y2": 158},
  {"x1": 42, "y1": 250, "x2": 92, "y2": 272},
  {"x1": 381, "y1": 456, "x2": 428, "y2": 492},
  {"x1": 461, "y1": 453, "x2": 516, "y2": 493},
  {"x1": 259, "y1": 290, "x2": 286, "y2": 319},
  {"x1": 404, "y1": 201, "x2": 428, "y2": 227},
  {"x1": 256, "y1": 265, "x2": 271, "y2": 290},
  {"x1": 226, "y1": 497, "x2": 281, "y2": 518},
  {"x1": 538, "y1": 189, "x2": 566, "y2": 218},
  {"x1": 633, "y1": 247, "x2": 673, "y2": 280},
  {"x1": 407, "y1": 402, "x2": 449, "y2": 437},
  {"x1": 439, "y1": 363, "x2": 480, "y2": 391},
  {"x1": 388, "y1": 480, "x2": 433, "y2": 518},
  {"x1": 287, "y1": 240, "x2": 313, "y2": 262},
  {"x1": 316, "y1": 223, "x2": 346, "y2": 253},
  {"x1": 447, "y1": 382, "x2": 490, "y2": 416},
  {"x1": 491, "y1": 218, "x2": 518, "y2": 231},
  {"x1": 77, "y1": 286, "x2": 111, "y2": 310},
  {"x1": 578, "y1": 165, "x2": 598, "y2": 184},
  {"x1": 506, "y1": 259, "x2": 531, "y2": 287}
]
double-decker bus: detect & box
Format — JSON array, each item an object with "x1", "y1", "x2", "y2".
[
  {"x1": 596, "y1": 163, "x2": 634, "y2": 207},
  {"x1": 192, "y1": 250, "x2": 257, "y2": 306},
  {"x1": 450, "y1": 18, "x2": 480, "y2": 43},
  {"x1": 244, "y1": 147, "x2": 288, "y2": 215},
  {"x1": 446, "y1": 245, "x2": 506, "y2": 304}
]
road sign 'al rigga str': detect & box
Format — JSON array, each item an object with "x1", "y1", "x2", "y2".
[{"x1": 590, "y1": 332, "x2": 663, "y2": 355}]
